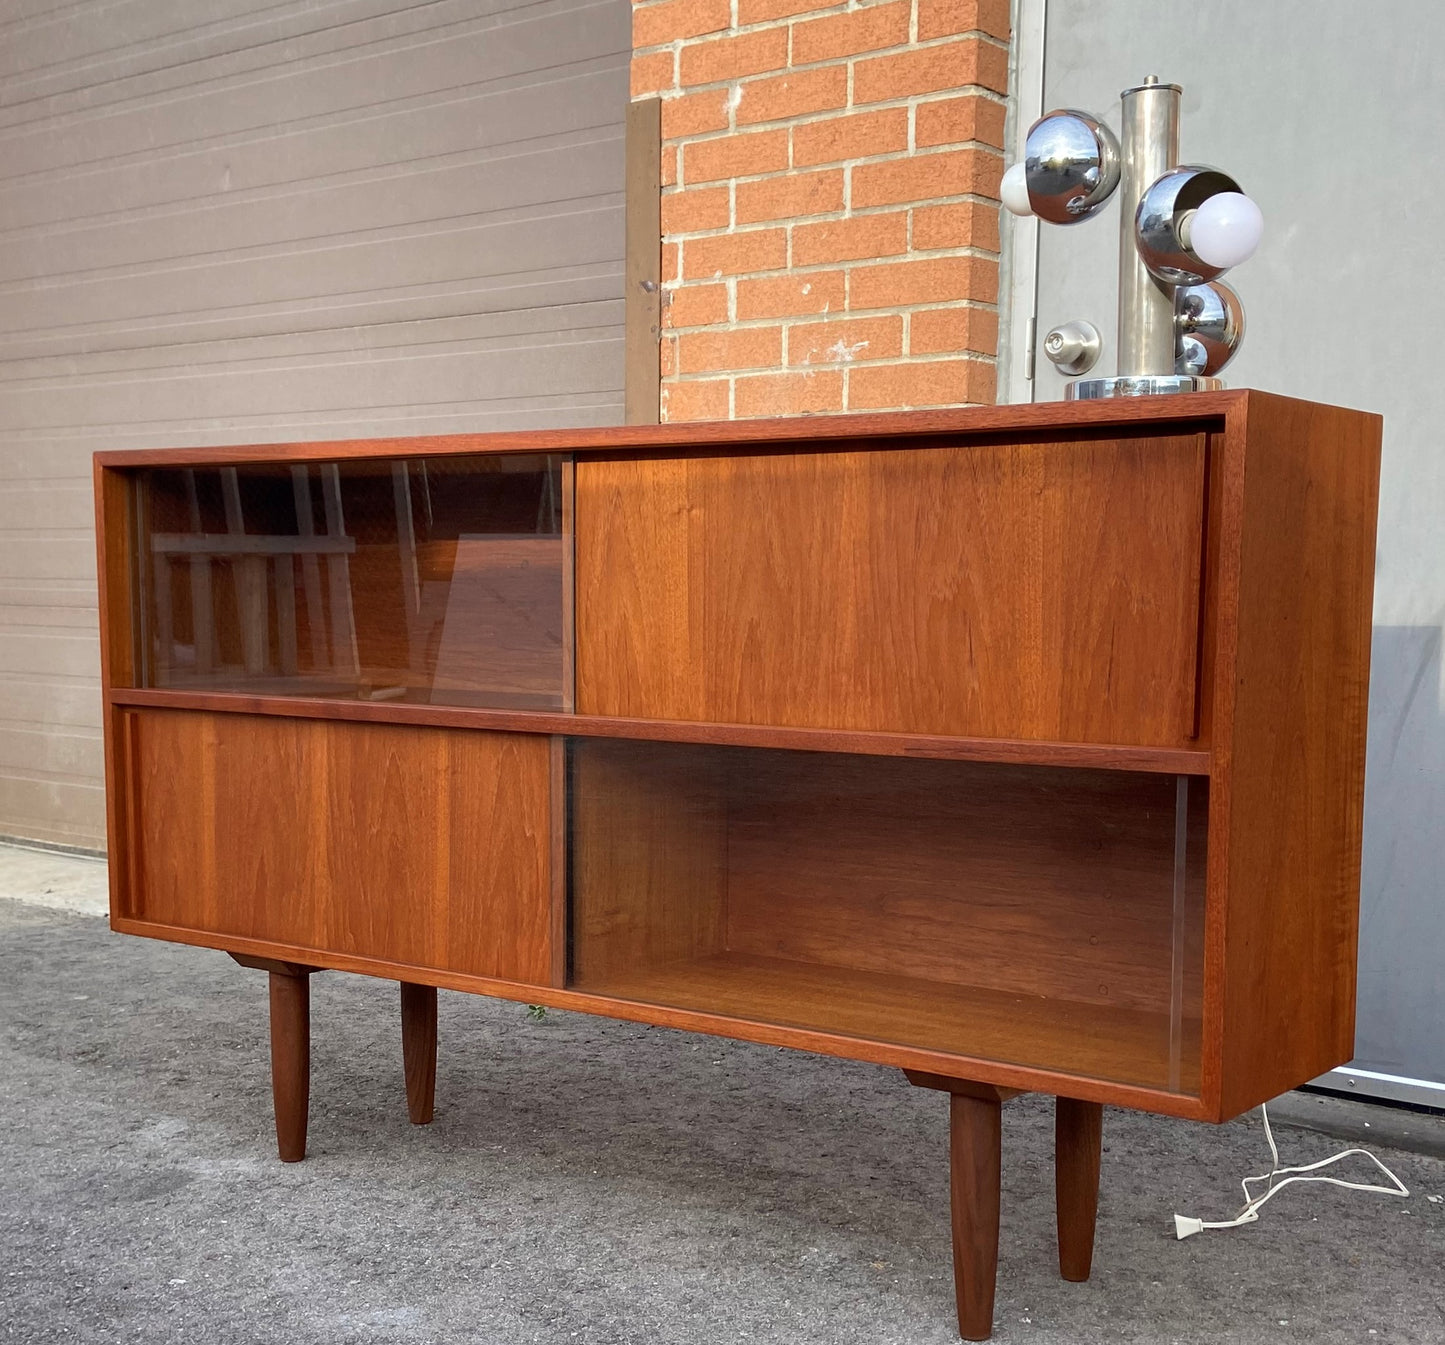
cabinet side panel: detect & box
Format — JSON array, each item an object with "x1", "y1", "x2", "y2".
[
  {"x1": 575, "y1": 436, "x2": 1207, "y2": 746},
  {"x1": 1218, "y1": 395, "x2": 1382, "y2": 1117},
  {"x1": 124, "y1": 709, "x2": 553, "y2": 984},
  {"x1": 96, "y1": 464, "x2": 138, "y2": 918}
]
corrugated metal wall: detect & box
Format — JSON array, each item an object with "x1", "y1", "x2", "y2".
[{"x1": 0, "y1": 0, "x2": 630, "y2": 848}]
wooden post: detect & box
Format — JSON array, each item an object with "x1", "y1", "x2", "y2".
[
  {"x1": 904, "y1": 1071, "x2": 1022, "y2": 1342},
  {"x1": 1055, "y1": 1097, "x2": 1103, "y2": 1282},
  {"x1": 400, "y1": 982, "x2": 437, "y2": 1125},
  {"x1": 950, "y1": 1091, "x2": 1003, "y2": 1341},
  {"x1": 230, "y1": 955, "x2": 317, "y2": 1162},
  {"x1": 267, "y1": 969, "x2": 311, "y2": 1162}
]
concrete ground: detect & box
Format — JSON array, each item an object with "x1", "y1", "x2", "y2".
[{"x1": 2, "y1": 843, "x2": 1444, "y2": 1345}]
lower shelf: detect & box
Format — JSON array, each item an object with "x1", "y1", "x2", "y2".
[
  {"x1": 574, "y1": 952, "x2": 1201, "y2": 1097},
  {"x1": 569, "y1": 737, "x2": 1208, "y2": 1098}
]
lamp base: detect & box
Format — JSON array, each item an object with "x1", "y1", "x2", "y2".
[{"x1": 1066, "y1": 374, "x2": 1223, "y2": 400}]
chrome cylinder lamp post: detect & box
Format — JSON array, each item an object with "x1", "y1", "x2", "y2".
[{"x1": 1000, "y1": 76, "x2": 1263, "y2": 399}]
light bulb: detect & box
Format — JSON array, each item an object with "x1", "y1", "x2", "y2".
[
  {"x1": 1189, "y1": 192, "x2": 1263, "y2": 269},
  {"x1": 1000, "y1": 162, "x2": 1034, "y2": 217}
]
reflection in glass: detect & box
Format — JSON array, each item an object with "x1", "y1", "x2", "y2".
[
  {"x1": 568, "y1": 739, "x2": 1208, "y2": 1095},
  {"x1": 138, "y1": 455, "x2": 567, "y2": 709}
]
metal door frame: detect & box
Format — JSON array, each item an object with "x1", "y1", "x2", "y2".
[{"x1": 997, "y1": 0, "x2": 1046, "y2": 406}]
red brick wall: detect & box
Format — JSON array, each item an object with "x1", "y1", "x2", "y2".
[{"x1": 632, "y1": 0, "x2": 1009, "y2": 420}]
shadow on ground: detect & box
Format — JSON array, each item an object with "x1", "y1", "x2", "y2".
[{"x1": 2, "y1": 900, "x2": 1442, "y2": 1345}]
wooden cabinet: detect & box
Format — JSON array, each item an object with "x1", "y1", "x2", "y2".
[{"x1": 94, "y1": 391, "x2": 1381, "y2": 1340}]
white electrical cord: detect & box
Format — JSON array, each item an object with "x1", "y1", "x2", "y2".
[{"x1": 1173, "y1": 1101, "x2": 1410, "y2": 1238}]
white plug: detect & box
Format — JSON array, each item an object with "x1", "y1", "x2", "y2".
[{"x1": 1169, "y1": 1103, "x2": 1408, "y2": 1242}]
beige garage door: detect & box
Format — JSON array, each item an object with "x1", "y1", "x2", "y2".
[{"x1": 0, "y1": 0, "x2": 629, "y2": 848}]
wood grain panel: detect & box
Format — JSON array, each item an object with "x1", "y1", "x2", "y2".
[
  {"x1": 1213, "y1": 393, "x2": 1382, "y2": 1117},
  {"x1": 123, "y1": 708, "x2": 553, "y2": 985},
  {"x1": 575, "y1": 434, "x2": 1208, "y2": 746},
  {"x1": 722, "y1": 750, "x2": 1203, "y2": 1016},
  {"x1": 582, "y1": 953, "x2": 1199, "y2": 1096}
]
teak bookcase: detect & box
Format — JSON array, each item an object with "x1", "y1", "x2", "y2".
[{"x1": 94, "y1": 391, "x2": 1381, "y2": 1340}]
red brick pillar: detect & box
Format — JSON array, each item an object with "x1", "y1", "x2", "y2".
[{"x1": 631, "y1": 0, "x2": 1009, "y2": 420}]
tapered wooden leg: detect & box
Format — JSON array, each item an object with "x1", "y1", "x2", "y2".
[
  {"x1": 950, "y1": 1092, "x2": 1003, "y2": 1342},
  {"x1": 400, "y1": 982, "x2": 437, "y2": 1125},
  {"x1": 1055, "y1": 1097, "x2": 1103, "y2": 1282},
  {"x1": 904, "y1": 1071, "x2": 1019, "y2": 1343},
  {"x1": 268, "y1": 969, "x2": 311, "y2": 1163}
]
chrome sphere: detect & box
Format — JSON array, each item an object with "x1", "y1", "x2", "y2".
[
  {"x1": 1023, "y1": 110, "x2": 1121, "y2": 224},
  {"x1": 1175, "y1": 279, "x2": 1244, "y2": 376},
  {"x1": 1135, "y1": 166, "x2": 1244, "y2": 285}
]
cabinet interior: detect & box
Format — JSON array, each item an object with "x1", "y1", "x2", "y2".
[{"x1": 568, "y1": 738, "x2": 1207, "y2": 1096}]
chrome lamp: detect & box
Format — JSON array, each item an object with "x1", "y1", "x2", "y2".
[{"x1": 1001, "y1": 76, "x2": 1263, "y2": 399}]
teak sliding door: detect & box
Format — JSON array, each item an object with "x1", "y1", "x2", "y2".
[
  {"x1": 115, "y1": 709, "x2": 559, "y2": 986},
  {"x1": 573, "y1": 433, "x2": 1209, "y2": 747}
]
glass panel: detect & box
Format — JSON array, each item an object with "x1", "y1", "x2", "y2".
[
  {"x1": 136, "y1": 455, "x2": 568, "y2": 709},
  {"x1": 568, "y1": 739, "x2": 1208, "y2": 1095}
]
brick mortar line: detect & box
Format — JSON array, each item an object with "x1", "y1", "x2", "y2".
[
  {"x1": 668, "y1": 331, "x2": 1002, "y2": 346},
  {"x1": 663, "y1": 106, "x2": 1007, "y2": 151},
  {"x1": 645, "y1": 81, "x2": 1010, "y2": 112},
  {"x1": 648, "y1": 84, "x2": 1010, "y2": 119},
  {"x1": 667, "y1": 225, "x2": 1002, "y2": 247},
  {"x1": 670, "y1": 157, "x2": 1003, "y2": 187},
  {"x1": 668, "y1": 293, "x2": 1002, "y2": 310},
  {"x1": 675, "y1": 160, "x2": 1004, "y2": 198},
  {"x1": 664, "y1": 351, "x2": 998, "y2": 382},
  {"x1": 632, "y1": 27, "x2": 1010, "y2": 76},
  {"x1": 674, "y1": 262, "x2": 999, "y2": 285},
  {"x1": 675, "y1": 236, "x2": 1002, "y2": 262},
  {"x1": 630, "y1": 0, "x2": 849, "y2": 13},
  {"x1": 681, "y1": 172, "x2": 1002, "y2": 196},
  {"x1": 661, "y1": 110, "x2": 1006, "y2": 161},
  {"x1": 669, "y1": 354, "x2": 1000, "y2": 373},
  {"x1": 665, "y1": 303, "x2": 1000, "y2": 338},
  {"x1": 673, "y1": 257, "x2": 1001, "y2": 284},
  {"x1": 663, "y1": 190, "x2": 1006, "y2": 234},
  {"x1": 633, "y1": 23, "x2": 1011, "y2": 58}
]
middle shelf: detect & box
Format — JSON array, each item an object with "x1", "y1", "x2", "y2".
[{"x1": 108, "y1": 688, "x2": 1209, "y2": 775}]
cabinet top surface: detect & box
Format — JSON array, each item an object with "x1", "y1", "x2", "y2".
[{"x1": 93, "y1": 389, "x2": 1378, "y2": 469}]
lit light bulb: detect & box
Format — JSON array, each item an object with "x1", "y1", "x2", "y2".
[
  {"x1": 1189, "y1": 191, "x2": 1263, "y2": 269},
  {"x1": 1000, "y1": 162, "x2": 1034, "y2": 218}
]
